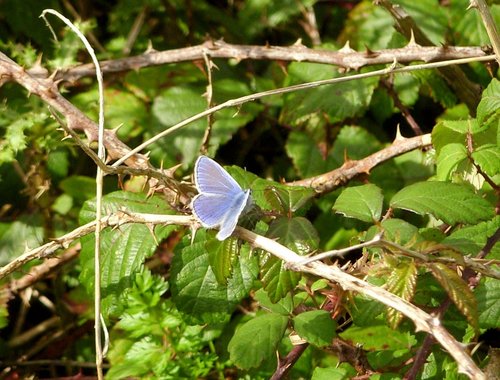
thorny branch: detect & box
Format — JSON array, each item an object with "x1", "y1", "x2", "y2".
[
  {"x1": 0, "y1": 212, "x2": 489, "y2": 379},
  {"x1": 14, "y1": 41, "x2": 490, "y2": 84}
]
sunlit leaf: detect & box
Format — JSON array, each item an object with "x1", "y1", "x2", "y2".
[
  {"x1": 228, "y1": 313, "x2": 288, "y2": 369},
  {"x1": 334, "y1": 184, "x2": 383, "y2": 223},
  {"x1": 390, "y1": 181, "x2": 494, "y2": 225},
  {"x1": 428, "y1": 263, "x2": 478, "y2": 331},
  {"x1": 385, "y1": 260, "x2": 418, "y2": 328},
  {"x1": 79, "y1": 191, "x2": 176, "y2": 317},
  {"x1": 293, "y1": 310, "x2": 336, "y2": 347},
  {"x1": 475, "y1": 277, "x2": 500, "y2": 329},
  {"x1": 170, "y1": 230, "x2": 258, "y2": 323},
  {"x1": 260, "y1": 217, "x2": 319, "y2": 303}
]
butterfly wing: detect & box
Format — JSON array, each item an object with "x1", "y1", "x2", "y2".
[
  {"x1": 216, "y1": 189, "x2": 251, "y2": 240},
  {"x1": 192, "y1": 193, "x2": 231, "y2": 228},
  {"x1": 194, "y1": 155, "x2": 243, "y2": 196}
]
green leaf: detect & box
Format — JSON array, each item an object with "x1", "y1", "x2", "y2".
[
  {"x1": 0, "y1": 215, "x2": 44, "y2": 266},
  {"x1": 286, "y1": 130, "x2": 332, "y2": 178},
  {"x1": 293, "y1": 310, "x2": 336, "y2": 347},
  {"x1": 287, "y1": 126, "x2": 382, "y2": 178},
  {"x1": 471, "y1": 144, "x2": 500, "y2": 177},
  {"x1": 385, "y1": 260, "x2": 418, "y2": 328},
  {"x1": 390, "y1": 181, "x2": 494, "y2": 225},
  {"x1": 454, "y1": 5, "x2": 500, "y2": 47},
  {"x1": 339, "y1": 324, "x2": 417, "y2": 351},
  {"x1": 432, "y1": 119, "x2": 470, "y2": 155},
  {"x1": 264, "y1": 185, "x2": 315, "y2": 215},
  {"x1": 105, "y1": 89, "x2": 148, "y2": 139},
  {"x1": 413, "y1": 69, "x2": 456, "y2": 108},
  {"x1": 443, "y1": 216, "x2": 500, "y2": 259},
  {"x1": 79, "y1": 191, "x2": 176, "y2": 317},
  {"x1": 228, "y1": 313, "x2": 288, "y2": 369},
  {"x1": 435, "y1": 143, "x2": 468, "y2": 180},
  {"x1": 151, "y1": 84, "x2": 260, "y2": 166},
  {"x1": 334, "y1": 184, "x2": 383, "y2": 223},
  {"x1": 312, "y1": 366, "x2": 356, "y2": 380},
  {"x1": 428, "y1": 263, "x2": 478, "y2": 331},
  {"x1": 206, "y1": 238, "x2": 239, "y2": 285},
  {"x1": 350, "y1": 296, "x2": 385, "y2": 326},
  {"x1": 170, "y1": 230, "x2": 258, "y2": 323},
  {"x1": 281, "y1": 63, "x2": 378, "y2": 128},
  {"x1": 475, "y1": 277, "x2": 500, "y2": 329},
  {"x1": 477, "y1": 78, "x2": 500, "y2": 130},
  {"x1": 59, "y1": 175, "x2": 97, "y2": 203},
  {"x1": 254, "y1": 289, "x2": 293, "y2": 316},
  {"x1": 260, "y1": 217, "x2": 319, "y2": 302}
]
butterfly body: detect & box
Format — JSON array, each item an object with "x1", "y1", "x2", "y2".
[{"x1": 192, "y1": 156, "x2": 253, "y2": 240}]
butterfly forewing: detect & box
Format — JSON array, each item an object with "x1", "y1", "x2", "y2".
[{"x1": 194, "y1": 156, "x2": 243, "y2": 195}]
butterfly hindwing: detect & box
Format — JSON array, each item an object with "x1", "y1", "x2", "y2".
[{"x1": 216, "y1": 190, "x2": 251, "y2": 240}]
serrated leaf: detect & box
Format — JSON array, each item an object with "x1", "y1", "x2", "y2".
[
  {"x1": 79, "y1": 191, "x2": 175, "y2": 317},
  {"x1": 385, "y1": 261, "x2": 418, "y2": 328},
  {"x1": 170, "y1": 230, "x2": 258, "y2": 323},
  {"x1": 435, "y1": 143, "x2": 468, "y2": 180},
  {"x1": 475, "y1": 277, "x2": 500, "y2": 329},
  {"x1": 151, "y1": 84, "x2": 261, "y2": 166},
  {"x1": 254, "y1": 289, "x2": 293, "y2": 316},
  {"x1": 206, "y1": 238, "x2": 239, "y2": 285},
  {"x1": 471, "y1": 144, "x2": 500, "y2": 177},
  {"x1": 280, "y1": 62, "x2": 378, "y2": 128},
  {"x1": 334, "y1": 184, "x2": 383, "y2": 222},
  {"x1": 428, "y1": 263, "x2": 478, "y2": 331},
  {"x1": 312, "y1": 366, "x2": 355, "y2": 380},
  {"x1": 0, "y1": 214, "x2": 44, "y2": 266},
  {"x1": 339, "y1": 324, "x2": 417, "y2": 351},
  {"x1": 350, "y1": 296, "x2": 386, "y2": 326},
  {"x1": 443, "y1": 216, "x2": 500, "y2": 259},
  {"x1": 260, "y1": 217, "x2": 319, "y2": 302},
  {"x1": 432, "y1": 119, "x2": 470, "y2": 155},
  {"x1": 293, "y1": 310, "x2": 336, "y2": 347},
  {"x1": 264, "y1": 185, "x2": 315, "y2": 215},
  {"x1": 287, "y1": 126, "x2": 382, "y2": 178},
  {"x1": 228, "y1": 313, "x2": 288, "y2": 369},
  {"x1": 413, "y1": 69, "x2": 456, "y2": 108},
  {"x1": 390, "y1": 181, "x2": 494, "y2": 225},
  {"x1": 286, "y1": 130, "x2": 332, "y2": 178},
  {"x1": 455, "y1": 6, "x2": 500, "y2": 47},
  {"x1": 477, "y1": 78, "x2": 500, "y2": 129}
]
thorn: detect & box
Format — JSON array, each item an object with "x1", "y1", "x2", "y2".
[
  {"x1": 466, "y1": 1, "x2": 477, "y2": 10},
  {"x1": 394, "y1": 124, "x2": 406, "y2": 142},
  {"x1": 164, "y1": 163, "x2": 183, "y2": 177},
  {"x1": 363, "y1": 45, "x2": 379, "y2": 58},
  {"x1": 292, "y1": 38, "x2": 304, "y2": 47},
  {"x1": 407, "y1": 30, "x2": 419, "y2": 47},
  {"x1": 111, "y1": 123, "x2": 124, "y2": 134},
  {"x1": 339, "y1": 41, "x2": 355, "y2": 53},
  {"x1": 145, "y1": 40, "x2": 157, "y2": 54},
  {"x1": 146, "y1": 223, "x2": 158, "y2": 245}
]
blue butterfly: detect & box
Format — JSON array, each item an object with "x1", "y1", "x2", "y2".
[{"x1": 192, "y1": 156, "x2": 253, "y2": 240}]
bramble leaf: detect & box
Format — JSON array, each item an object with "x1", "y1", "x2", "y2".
[
  {"x1": 390, "y1": 181, "x2": 494, "y2": 225},
  {"x1": 170, "y1": 230, "x2": 259, "y2": 323},
  {"x1": 79, "y1": 191, "x2": 176, "y2": 317},
  {"x1": 293, "y1": 310, "x2": 336, "y2": 347},
  {"x1": 428, "y1": 263, "x2": 478, "y2": 331},
  {"x1": 385, "y1": 260, "x2": 418, "y2": 328},
  {"x1": 260, "y1": 217, "x2": 319, "y2": 302},
  {"x1": 228, "y1": 313, "x2": 288, "y2": 369},
  {"x1": 334, "y1": 184, "x2": 384, "y2": 223}
]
